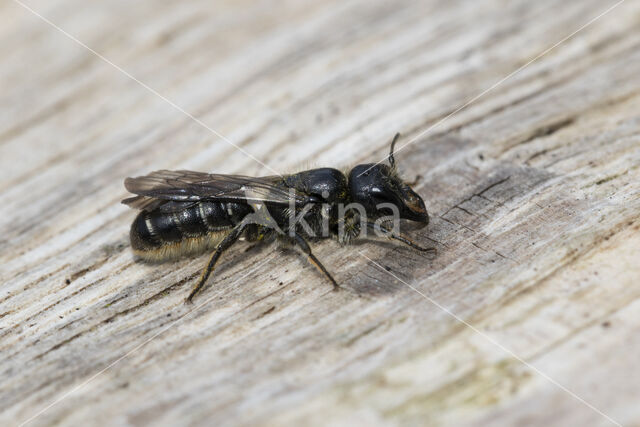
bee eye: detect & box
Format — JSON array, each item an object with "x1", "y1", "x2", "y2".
[{"x1": 374, "y1": 193, "x2": 397, "y2": 205}]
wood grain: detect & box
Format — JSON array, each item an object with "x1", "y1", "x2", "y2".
[{"x1": 1, "y1": 0, "x2": 639, "y2": 426}]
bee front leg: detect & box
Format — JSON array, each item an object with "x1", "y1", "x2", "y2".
[
  {"x1": 187, "y1": 224, "x2": 246, "y2": 303},
  {"x1": 291, "y1": 233, "x2": 339, "y2": 291},
  {"x1": 365, "y1": 221, "x2": 436, "y2": 253}
]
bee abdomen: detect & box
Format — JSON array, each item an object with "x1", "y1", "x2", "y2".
[
  {"x1": 130, "y1": 201, "x2": 250, "y2": 260},
  {"x1": 197, "y1": 201, "x2": 234, "y2": 230}
]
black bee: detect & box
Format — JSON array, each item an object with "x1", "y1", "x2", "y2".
[{"x1": 122, "y1": 134, "x2": 434, "y2": 302}]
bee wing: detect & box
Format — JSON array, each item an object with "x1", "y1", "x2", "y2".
[
  {"x1": 122, "y1": 170, "x2": 310, "y2": 211},
  {"x1": 122, "y1": 197, "x2": 199, "y2": 212}
]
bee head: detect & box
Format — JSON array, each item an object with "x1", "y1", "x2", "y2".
[{"x1": 348, "y1": 134, "x2": 428, "y2": 224}]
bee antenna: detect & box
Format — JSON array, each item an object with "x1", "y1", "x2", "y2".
[{"x1": 389, "y1": 133, "x2": 400, "y2": 168}]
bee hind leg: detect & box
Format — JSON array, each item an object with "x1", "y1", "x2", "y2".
[
  {"x1": 291, "y1": 233, "x2": 339, "y2": 291},
  {"x1": 186, "y1": 224, "x2": 245, "y2": 303}
]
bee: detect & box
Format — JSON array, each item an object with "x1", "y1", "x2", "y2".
[{"x1": 122, "y1": 133, "x2": 434, "y2": 302}]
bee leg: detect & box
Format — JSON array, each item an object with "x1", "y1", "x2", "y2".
[
  {"x1": 292, "y1": 233, "x2": 339, "y2": 291},
  {"x1": 366, "y1": 221, "x2": 436, "y2": 253},
  {"x1": 387, "y1": 233, "x2": 436, "y2": 253},
  {"x1": 186, "y1": 225, "x2": 245, "y2": 303}
]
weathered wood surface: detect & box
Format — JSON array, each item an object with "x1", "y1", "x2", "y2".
[{"x1": 1, "y1": 0, "x2": 639, "y2": 425}]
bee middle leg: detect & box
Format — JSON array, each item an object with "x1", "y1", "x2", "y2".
[
  {"x1": 187, "y1": 224, "x2": 246, "y2": 303},
  {"x1": 366, "y1": 221, "x2": 436, "y2": 253},
  {"x1": 291, "y1": 233, "x2": 339, "y2": 290}
]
